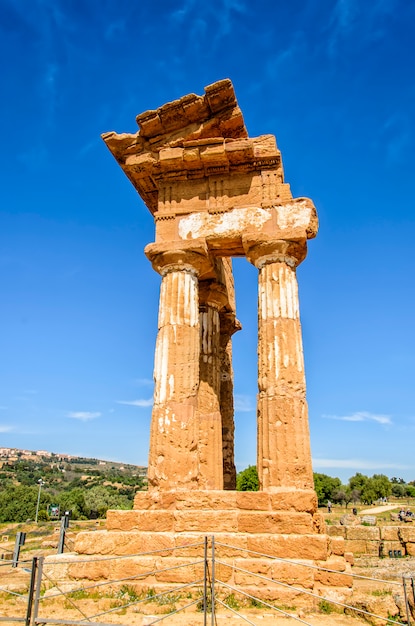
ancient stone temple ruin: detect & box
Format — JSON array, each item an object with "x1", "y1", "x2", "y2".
[{"x1": 74, "y1": 79, "x2": 351, "y2": 599}]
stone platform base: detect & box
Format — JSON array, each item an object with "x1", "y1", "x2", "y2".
[{"x1": 70, "y1": 490, "x2": 352, "y2": 603}]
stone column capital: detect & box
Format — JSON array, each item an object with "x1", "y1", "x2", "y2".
[
  {"x1": 242, "y1": 235, "x2": 307, "y2": 269},
  {"x1": 220, "y1": 312, "x2": 242, "y2": 338},
  {"x1": 145, "y1": 239, "x2": 214, "y2": 277},
  {"x1": 199, "y1": 280, "x2": 229, "y2": 311}
]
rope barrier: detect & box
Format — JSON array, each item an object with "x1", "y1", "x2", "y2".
[
  {"x1": 42, "y1": 540, "x2": 205, "y2": 565},
  {"x1": 215, "y1": 560, "x2": 407, "y2": 625},
  {"x1": 215, "y1": 541, "x2": 404, "y2": 586},
  {"x1": 216, "y1": 581, "x2": 313, "y2": 625},
  {"x1": 40, "y1": 559, "x2": 205, "y2": 600}
]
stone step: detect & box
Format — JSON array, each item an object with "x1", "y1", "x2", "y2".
[{"x1": 106, "y1": 508, "x2": 318, "y2": 534}]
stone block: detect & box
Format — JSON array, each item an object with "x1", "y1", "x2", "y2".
[
  {"x1": 344, "y1": 552, "x2": 354, "y2": 565},
  {"x1": 246, "y1": 534, "x2": 328, "y2": 561},
  {"x1": 172, "y1": 534, "x2": 207, "y2": 557},
  {"x1": 133, "y1": 492, "x2": 155, "y2": 510},
  {"x1": 213, "y1": 560, "x2": 233, "y2": 582},
  {"x1": 329, "y1": 536, "x2": 345, "y2": 556},
  {"x1": 75, "y1": 531, "x2": 143, "y2": 556},
  {"x1": 211, "y1": 533, "x2": 248, "y2": 557},
  {"x1": 399, "y1": 527, "x2": 415, "y2": 542},
  {"x1": 344, "y1": 539, "x2": 367, "y2": 555},
  {"x1": 154, "y1": 557, "x2": 204, "y2": 583},
  {"x1": 43, "y1": 555, "x2": 73, "y2": 582},
  {"x1": 242, "y1": 584, "x2": 310, "y2": 605},
  {"x1": 326, "y1": 525, "x2": 346, "y2": 538},
  {"x1": 236, "y1": 491, "x2": 271, "y2": 510},
  {"x1": 174, "y1": 490, "x2": 237, "y2": 510},
  {"x1": 233, "y1": 558, "x2": 272, "y2": 586},
  {"x1": 314, "y1": 569, "x2": 352, "y2": 587},
  {"x1": 271, "y1": 560, "x2": 314, "y2": 589},
  {"x1": 107, "y1": 510, "x2": 174, "y2": 532},
  {"x1": 173, "y1": 510, "x2": 238, "y2": 532},
  {"x1": 269, "y1": 489, "x2": 317, "y2": 513},
  {"x1": 365, "y1": 541, "x2": 380, "y2": 556},
  {"x1": 346, "y1": 526, "x2": 379, "y2": 541},
  {"x1": 317, "y1": 555, "x2": 347, "y2": 572},
  {"x1": 139, "y1": 533, "x2": 176, "y2": 555},
  {"x1": 404, "y1": 542, "x2": 415, "y2": 556},
  {"x1": 383, "y1": 541, "x2": 403, "y2": 554},
  {"x1": 381, "y1": 526, "x2": 400, "y2": 541},
  {"x1": 237, "y1": 511, "x2": 313, "y2": 534},
  {"x1": 111, "y1": 557, "x2": 158, "y2": 583},
  {"x1": 314, "y1": 555, "x2": 353, "y2": 587},
  {"x1": 68, "y1": 557, "x2": 111, "y2": 581}
]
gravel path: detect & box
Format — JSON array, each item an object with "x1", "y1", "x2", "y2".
[{"x1": 359, "y1": 504, "x2": 400, "y2": 515}]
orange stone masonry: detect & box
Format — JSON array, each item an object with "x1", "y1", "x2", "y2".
[{"x1": 72, "y1": 79, "x2": 351, "y2": 601}]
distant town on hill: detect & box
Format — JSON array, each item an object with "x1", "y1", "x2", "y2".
[
  {"x1": 0, "y1": 446, "x2": 147, "y2": 474},
  {"x1": 0, "y1": 447, "x2": 147, "y2": 522}
]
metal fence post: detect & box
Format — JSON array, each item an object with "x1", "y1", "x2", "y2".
[
  {"x1": 211, "y1": 535, "x2": 215, "y2": 626},
  {"x1": 203, "y1": 536, "x2": 208, "y2": 626},
  {"x1": 12, "y1": 531, "x2": 26, "y2": 568},
  {"x1": 403, "y1": 575, "x2": 411, "y2": 626},
  {"x1": 25, "y1": 557, "x2": 37, "y2": 626},
  {"x1": 57, "y1": 512, "x2": 70, "y2": 554},
  {"x1": 411, "y1": 577, "x2": 415, "y2": 616},
  {"x1": 31, "y1": 555, "x2": 44, "y2": 625}
]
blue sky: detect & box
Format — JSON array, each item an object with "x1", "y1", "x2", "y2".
[{"x1": 1, "y1": 0, "x2": 414, "y2": 483}]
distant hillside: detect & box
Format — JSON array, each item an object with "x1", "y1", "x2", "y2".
[{"x1": 0, "y1": 447, "x2": 148, "y2": 523}]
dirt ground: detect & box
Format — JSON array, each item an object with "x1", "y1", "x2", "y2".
[
  {"x1": 1, "y1": 554, "x2": 412, "y2": 626},
  {"x1": 1, "y1": 516, "x2": 414, "y2": 626}
]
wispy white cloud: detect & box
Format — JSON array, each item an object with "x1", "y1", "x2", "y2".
[
  {"x1": 0, "y1": 425, "x2": 13, "y2": 433},
  {"x1": 117, "y1": 399, "x2": 153, "y2": 408},
  {"x1": 67, "y1": 411, "x2": 101, "y2": 421},
  {"x1": 170, "y1": 0, "x2": 248, "y2": 48},
  {"x1": 17, "y1": 145, "x2": 48, "y2": 171},
  {"x1": 323, "y1": 411, "x2": 392, "y2": 425},
  {"x1": 313, "y1": 458, "x2": 410, "y2": 470},
  {"x1": 378, "y1": 112, "x2": 412, "y2": 163},
  {"x1": 265, "y1": 36, "x2": 305, "y2": 82},
  {"x1": 234, "y1": 394, "x2": 255, "y2": 413},
  {"x1": 326, "y1": 0, "x2": 400, "y2": 56},
  {"x1": 105, "y1": 18, "x2": 126, "y2": 41}
]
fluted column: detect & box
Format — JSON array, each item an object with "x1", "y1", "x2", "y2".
[
  {"x1": 145, "y1": 242, "x2": 213, "y2": 491},
  {"x1": 220, "y1": 313, "x2": 240, "y2": 490},
  {"x1": 244, "y1": 237, "x2": 314, "y2": 492},
  {"x1": 196, "y1": 282, "x2": 227, "y2": 489}
]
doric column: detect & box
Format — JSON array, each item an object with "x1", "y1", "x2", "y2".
[
  {"x1": 196, "y1": 282, "x2": 228, "y2": 489},
  {"x1": 145, "y1": 241, "x2": 213, "y2": 491},
  {"x1": 219, "y1": 312, "x2": 240, "y2": 490},
  {"x1": 243, "y1": 237, "x2": 314, "y2": 492}
]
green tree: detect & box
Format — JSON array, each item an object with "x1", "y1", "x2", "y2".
[
  {"x1": 332, "y1": 485, "x2": 353, "y2": 508},
  {"x1": 371, "y1": 474, "x2": 392, "y2": 499},
  {"x1": 348, "y1": 472, "x2": 368, "y2": 493},
  {"x1": 313, "y1": 473, "x2": 341, "y2": 506},
  {"x1": 360, "y1": 479, "x2": 377, "y2": 505},
  {"x1": 392, "y1": 483, "x2": 406, "y2": 498},
  {"x1": 0, "y1": 484, "x2": 51, "y2": 522},
  {"x1": 58, "y1": 488, "x2": 88, "y2": 520},
  {"x1": 84, "y1": 486, "x2": 132, "y2": 518},
  {"x1": 406, "y1": 485, "x2": 415, "y2": 497},
  {"x1": 236, "y1": 466, "x2": 259, "y2": 491}
]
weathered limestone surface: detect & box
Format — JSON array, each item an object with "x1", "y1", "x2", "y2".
[
  {"x1": 103, "y1": 79, "x2": 318, "y2": 496},
  {"x1": 84, "y1": 79, "x2": 350, "y2": 600},
  {"x1": 326, "y1": 523, "x2": 415, "y2": 556}
]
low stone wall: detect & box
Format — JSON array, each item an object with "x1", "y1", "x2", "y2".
[{"x1": 327, "y1": 524, "x2": 415, "y2": 556}]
